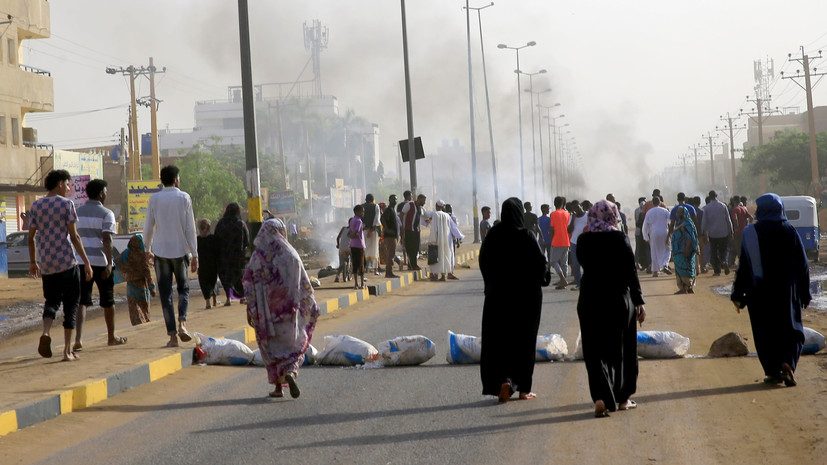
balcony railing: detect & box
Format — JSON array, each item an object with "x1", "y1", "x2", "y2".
[{"x1": 19, "y1": 64, "x2": 51, "y2": 76}]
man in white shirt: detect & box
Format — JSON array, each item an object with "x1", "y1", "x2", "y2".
[
  {"x1": 143, "y1": 165, "x2": 199, "y2": 347},
  {"x1": 643, "y1": 196, "x2": 672, "y2": 277}
]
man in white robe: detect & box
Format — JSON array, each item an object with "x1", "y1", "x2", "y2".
[
  {"x1": 362, "y1": 194, "x2": 382, "y2": 275},
  {"x1": 643, "y1": 196, "x2": 672, "y2": 277},
  {"x1": 427, "y1": 200, "x2": 458, "y2": 281}
]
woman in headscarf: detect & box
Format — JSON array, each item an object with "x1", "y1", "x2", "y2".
[
  {"x1": 670, "y1": 205, "x2": 698, "y2": 294},
  {"x1": 731, "y1": 193, "x2": 810, "y2": 387},
  {"x1": 575, "y1": 200, "x2": 646, "y2": 417},
  {"x1": 114, "y1": 235, "x2": 156, "y2": 325},
  {"x1": 215, "y1": 203, "x2": 249, "y2": 306},
  {"x1": 479, "y1": 198, "x2": 551, "y2": 403},
  {"x1": 197, "y1": 219, "x2": 221, "y2": 308},
  {"x1": 243, "y1": 218, "x2": 320, "y2": 398}
]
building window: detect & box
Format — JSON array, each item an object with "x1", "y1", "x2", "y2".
[
  {"x1": 7, "y1": 39, "x2": 15, "y2": 65},
  {"x1": 11, "y1": 117, "x2": 19, "y2": 146},
  {"x1": 0, "y1": 116, "x2": 5, "y2": 145}
]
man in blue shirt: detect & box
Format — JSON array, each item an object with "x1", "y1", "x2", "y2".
[
  {"x1": 668, "y1": 192, "x2": 697, "y2": 237},
  {"x1": 537, "y1": 204, "x2": 552, "y2": 266}
]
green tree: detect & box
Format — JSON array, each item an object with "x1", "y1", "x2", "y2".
[
  {"x1": 741, "y1": 130, "x2": 827, "y2": 195},
  {"x1": 177, "y1": 144, "x2": 247, "y2": 221}
]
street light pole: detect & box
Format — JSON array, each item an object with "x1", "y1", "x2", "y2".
[
  {"x1": 464, "y1": 0, "x2": 480, "y2": 243},
  {"x1": 538, "y1": 103, "x2": 560, "y2": 194},
  {"x1": 465, "y1": 2, "x2": 498, "y2": 218},
  {"x1": 519, "y1": 70, "x2": 547, "y2": 201},
  {"x1": 400, "y1": 0, "x2": 418, "y2": 195},
  {"x1": 498, "y1": 41, "x2": 536, "y2": 201}
]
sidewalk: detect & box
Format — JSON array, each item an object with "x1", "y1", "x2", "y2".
[{"x1": 0, "y1": 243, "x2": 481, "y2": 436}]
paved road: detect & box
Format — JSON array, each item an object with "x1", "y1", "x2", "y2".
[{"x1": 13, "y1": 269, "x2": 591, "y2": 465}]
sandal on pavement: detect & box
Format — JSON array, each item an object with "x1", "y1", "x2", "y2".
[
  {"x1": 165, "y1": 341, "x2": 179, "y2": 348},
  {"x1": 519, "y1": 392, "x2": 537, "y2": 400},
  {"x1": 618, "y1": 399, "x2": 637, "y2": 410},
  {"x1": 38, "y1": 335, "x2": 52, "y2": 358},
  {"x1": 269, "y1": 387, "x2": 284, "y2": 398},
  {"x1": 177, "y1": 330, "x2": 192, "y2": 342},
  {"x1": 594, "y1": 400, "x2": 610, "y2": 418},
  {"x1": 285, "y1": 374, "x2": 300, "y2": 399},
  {"x1": 108, "y1": 336, "x2": 128, "y2": 346},
  {"x1": 72, "y1": 342, "x2": 83, "y2": 352}
]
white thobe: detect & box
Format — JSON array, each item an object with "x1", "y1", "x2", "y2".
[
  {"x1": 643, "y1": 206, "x2": 671, "y2": 271},
  {"x1": 428, "y1": 211, "x2": 454, "y2": 275},
  {"x1": 364, "y1": 203, "x2": 381, "y2": 268}
]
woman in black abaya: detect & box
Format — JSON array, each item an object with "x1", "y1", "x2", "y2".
[
  {"x1": 576, "y1": 200, "x2": 646, "y2": 417},
  {"x1": 480, "y1": 197, "x2": 551, "y2": 402}
]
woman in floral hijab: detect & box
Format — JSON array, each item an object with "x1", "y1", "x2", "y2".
[
  {"x1": 243, "y1": 218, "x2": 320, "y2": 398},
  {"x1": 576, "y1": 200, "x2": 646, "y2": 417}
]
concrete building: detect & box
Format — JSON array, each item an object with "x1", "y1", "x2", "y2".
[
  {"x1": 744, "y1": 105, "x2": 827, "y2": 148},
  {"x1": 0, "y1": 0, "x2": 53, "y2": 235}
]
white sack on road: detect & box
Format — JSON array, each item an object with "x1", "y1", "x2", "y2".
[
  {"x1": 803, "y1": 327, "x2": 826, "y2": 355},
  {"x1": 446, "y1": 330, "x2": 482, "y2": 364},
  {"x1": 194, "y1": 332, "x2": 255, "y2": 366},
  {"x1": 536, "y1": 334, "x2": 568, "y2": 361},
  {"x1": 637, "y1": 331, "x2": 690, "y2": 358},
  {"x1": 378, "y1": 335, "x2": 436, "y2": 366},
  {"x1": 317, "y1": 335, "x2": 378, "y2": 366}
]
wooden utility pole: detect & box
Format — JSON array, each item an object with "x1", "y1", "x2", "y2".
[
  {"x1": 129, "y1": 66, "x2": 140, "y2": 180},
  {"x1": 717, "y1": 113, "x2": 746, "y2": 194},
  {"x1": 148, "y1": 57, "x2": 165, "y2": 180},
  {"x1": 782, "y1": 47, "x2": 827, "y2": 197}
]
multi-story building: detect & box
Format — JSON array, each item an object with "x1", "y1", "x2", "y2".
[{"x1": 0, "y1": 0, "x2": 52, "y2": 235}]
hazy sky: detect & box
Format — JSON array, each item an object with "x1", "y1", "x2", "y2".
[{"x1": 21, "y1": 0, "x2": 827, "y2": 204}]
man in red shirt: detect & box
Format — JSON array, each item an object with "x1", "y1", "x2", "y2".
[
  {"x1": 548, "y1": 196, "x2": 572, "y2": 289},
  {"x1": 730, "y1": 197, "x2": 753, "y2": 268}
]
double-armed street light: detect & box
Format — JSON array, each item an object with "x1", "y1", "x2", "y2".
[{"x1": 498, "y1": 41, "x2": 536, "y2": 200}]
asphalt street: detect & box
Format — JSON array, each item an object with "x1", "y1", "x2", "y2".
[{"x1": 23, "y1": 269, "x2": 588, "y2": 465}]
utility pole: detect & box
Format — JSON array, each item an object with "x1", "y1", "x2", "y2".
[
  {"x1": 400, "y1": 0, "x2": 418, "y2": 195},
  {"x1": 690, "y1": 144, "x2": 700, "y2": 186},
  {"x1": 782, "y1": 47, "x2": 827, "y2": 197},
  {"x1": 107, "y1": 62, "x2": 165, "y2": 181},
  {"x1": 237, "y1": 0, "x2": 262, "y2": 230},
  {"x1": 716, "y1": 112, "x2": 746, "y2": 194},
  {"x1": 701, "y1": 133, "x2": 725, "y2": 188},
  {"x1": 148, "y1": 57, "x2": 165, "y2": 180},
  {"x1": 466, "y1": 1, "x2": 499, "y2": 218},
  {"x1": 464, "y1": 0, "x2": 480, "y2": 242},
  {"x1": 679, "y1": 153, "x2": 691, "y2": 174}
]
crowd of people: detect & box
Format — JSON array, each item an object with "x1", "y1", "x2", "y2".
[
  {"x1": 336, "y1": 191, "x2": 465, "y2": 289},
  {"x1": 479, "y1": 189, "x2": 811, "y2": 417},
  {"x1": 23, "y1": 165, "x2": 812, "y2": 408}
]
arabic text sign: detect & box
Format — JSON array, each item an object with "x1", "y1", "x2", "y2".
[
  {"x1": 268, "y1": 190, "x2": 296, "y2": 217},
  {"x1": 127, "y1": 180, "x2": 163, "y2": 233}
]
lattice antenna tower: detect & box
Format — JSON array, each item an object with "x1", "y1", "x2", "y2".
[
  {"x1": 304, "y1": 19, "x2": 329, "y2": 97},
  {"x1": 753, "y1": 57, "x2": 774, "y2": 103}
]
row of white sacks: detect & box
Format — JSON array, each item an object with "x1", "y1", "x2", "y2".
[{"x1": 192, "y1": 327, "x2": 827, "y2": 367}]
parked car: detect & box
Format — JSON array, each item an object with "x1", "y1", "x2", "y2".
[
  {"x1": 4, "y1": 232, "x2": 135, "y2": 275},
  {"x1": 5, "y1": 231, "x2": 30, "y2": 273}
]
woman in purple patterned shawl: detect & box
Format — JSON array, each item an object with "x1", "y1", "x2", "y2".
[
  {"x1": 243, "y1": 218, "x2": 320, "y2": 398},
  {"x1": 575, "y1": 200, "x2": 646, "y2": 417}
]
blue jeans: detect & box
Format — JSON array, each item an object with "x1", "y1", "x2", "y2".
[{"x1": 155, "y1": 256, "x2": 190, "y2": 336}]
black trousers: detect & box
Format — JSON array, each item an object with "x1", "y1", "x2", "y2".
[
  {"x1": 709, "y1": 236, "x2": 729, "y2": 274},
  {"x1": 404, "y1": 230, "x2": 420, "y2": 269}
]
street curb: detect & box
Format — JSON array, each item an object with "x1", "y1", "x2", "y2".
[{"x1": 0, "y1": 249, "x2": 479, "y2": 436}]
